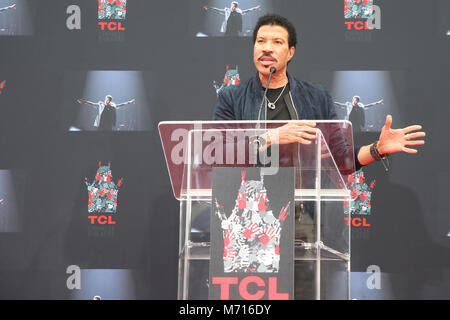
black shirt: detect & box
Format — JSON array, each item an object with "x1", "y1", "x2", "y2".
[
  {"x1": 265, "y1": 83, "x2": 294, "y2": 120},
  {"x1": 99, "y1": 104, "x2": 116, "y2": 130},
  {"x1": 225, "y1": 11, "x2": 242, "y2": 36}
]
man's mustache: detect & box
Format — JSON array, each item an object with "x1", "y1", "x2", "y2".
[{"x1": 258, "y1": 53, "x2": 277, "y2": 61}]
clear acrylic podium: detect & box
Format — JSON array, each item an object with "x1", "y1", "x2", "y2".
[{"x1": 159, "y1": 120, "x2": 355, "y2": 300}]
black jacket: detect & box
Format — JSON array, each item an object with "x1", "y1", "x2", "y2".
[{"x1": 213, "y1": 72, "x2": 362, "y2": 172}]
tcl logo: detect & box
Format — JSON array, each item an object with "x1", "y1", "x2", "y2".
[
  {"x1": 345, "y1": 5, "x2": 381, "y2": 31},
  {"x1": 345, "y1": 21, "x2": 375, "y2": 30},
  {"x1": 211, "y1": 276, "x2": 289, "y2": 300},
  {"x1": 344, "y1": 216, "x2": 371, "y2": 227},
  {"x1": 98, "y1": 21, "x2": 126, "y2": 31},
  {"x1": 88, "y1": 215, "x2": 116, "y2": 225}
]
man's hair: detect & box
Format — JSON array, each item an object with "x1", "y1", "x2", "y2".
[
  {"x1": 353, "y1": 96, "x2": 360, "y2": 102},
  {"x1": 253, "y1": 14, "x2": 297, "y2": 48},
  {"x1": 105, "y1": 95, "x2": 113, "y2": 101},
  {"x1": 231, "y1": 1, "x2": 238, "y2": 7}
]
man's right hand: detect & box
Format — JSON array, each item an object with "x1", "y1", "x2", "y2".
[
  {"x1": 203, "y1": 6, "x2": 209, "y2": 10},
  {"x1": 76, "y1": 99, "x2": 82, "y2": 104},
  {"x1": 261, "y1": 122, "x2": 318, "y2": 149}
]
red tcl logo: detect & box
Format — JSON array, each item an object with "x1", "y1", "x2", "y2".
[
  {"x1": 344, "y1": 217, "x2": 371, "y2": 227},
  {"x1": 98, "y1": 21, "x2": 126, "y2": 31},
  {"x1": 88, "y1": 215, "x2": 116, "y2": 225},
  {"x1": 211, "y1": 276, "x2": 289, "y2": 300},
  {"x1": 345, "y1": 21, "x2": 374, "y2": 30}
]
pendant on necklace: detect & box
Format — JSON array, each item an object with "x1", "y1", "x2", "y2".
[{"x1": 268, "y1": 102, "x2": 276, "y2": 110}]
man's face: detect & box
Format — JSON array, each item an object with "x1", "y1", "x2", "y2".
[
  {"x1": 352, "y1": 97, "x2": 359, "y2": 106},
  {"x1": 253, "y1": 25, "x2": 295, "y2": 78},
  {"x1": 105, "y1": 97, "x2": 112, "y2": 105},
  {"x1": 231, "y1": 3, "x2": 237, "y2": 11}
]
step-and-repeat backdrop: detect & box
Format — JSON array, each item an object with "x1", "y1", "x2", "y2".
[{"x1": 0, "y1": 0, "x2": 449, "y2": 299}]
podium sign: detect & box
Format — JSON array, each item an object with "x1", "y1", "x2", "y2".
[{"x1": 209, "y1": 167, "x2": 295, "y2": 300}]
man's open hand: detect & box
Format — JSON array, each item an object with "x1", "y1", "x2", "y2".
[{"x1": 377, "y1": 115, "x2": 426, "y2": 155}]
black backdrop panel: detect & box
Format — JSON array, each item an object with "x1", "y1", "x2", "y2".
[{"x1": 0, "y1": 0, "x2": 448, "y2": 299}]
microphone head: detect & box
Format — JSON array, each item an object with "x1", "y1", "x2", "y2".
[{"x1": 270, "y1": 67, "x2": 277, "y2": 74}]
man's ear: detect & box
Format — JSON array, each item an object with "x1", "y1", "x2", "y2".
[{"x1": 288, "y1": 46, "x2": 295, "y2": 62}]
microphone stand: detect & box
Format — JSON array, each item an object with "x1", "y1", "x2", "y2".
[{"x1": 254, "y1": 67, "x2": 276, "y2": 169}]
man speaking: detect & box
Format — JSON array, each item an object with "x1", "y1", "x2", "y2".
[{"x1": 213, "y1": 14, "x2": 425, "y2": 169}]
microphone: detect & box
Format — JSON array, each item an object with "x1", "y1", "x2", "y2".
[
  {"x1": 253, "y1": 67, "x2": 277, "y2": 166},
  {"x1": 256, "y1": 67, "x2": 277, "y2": 129}
]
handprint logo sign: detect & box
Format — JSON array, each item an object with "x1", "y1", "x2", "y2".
[
  {"x1": 98, "y1": 0, "x2": 127, "y2": 20},
  {"x1": 344, "y1": 0, "x2": 374, "y2": 19},
  {"x1": 214, "y1": 170, "x2": 291, "y2": 273},
  {"x1": 345, "y1": 169, "x2": 375, "y2": 216},
  {"x1": 97, "y1": 0, "x2": 127, "y2": 37},
  {"x1": 210, "y1": 167, "x2": 295, "y2": 300},
  {"x1": 85, "y1": 161, "x2": 123, "y2": 214},
  {"x1": 343, "y1": 0, "x2": 381, "y2": 32},
  {"x1": 213, "y1": 65, "x2": 240, "y2": 97}
]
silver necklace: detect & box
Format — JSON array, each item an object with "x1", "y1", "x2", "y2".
[{"x1": 266, "y1": 83, "x2": 287, "y2": 110}]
